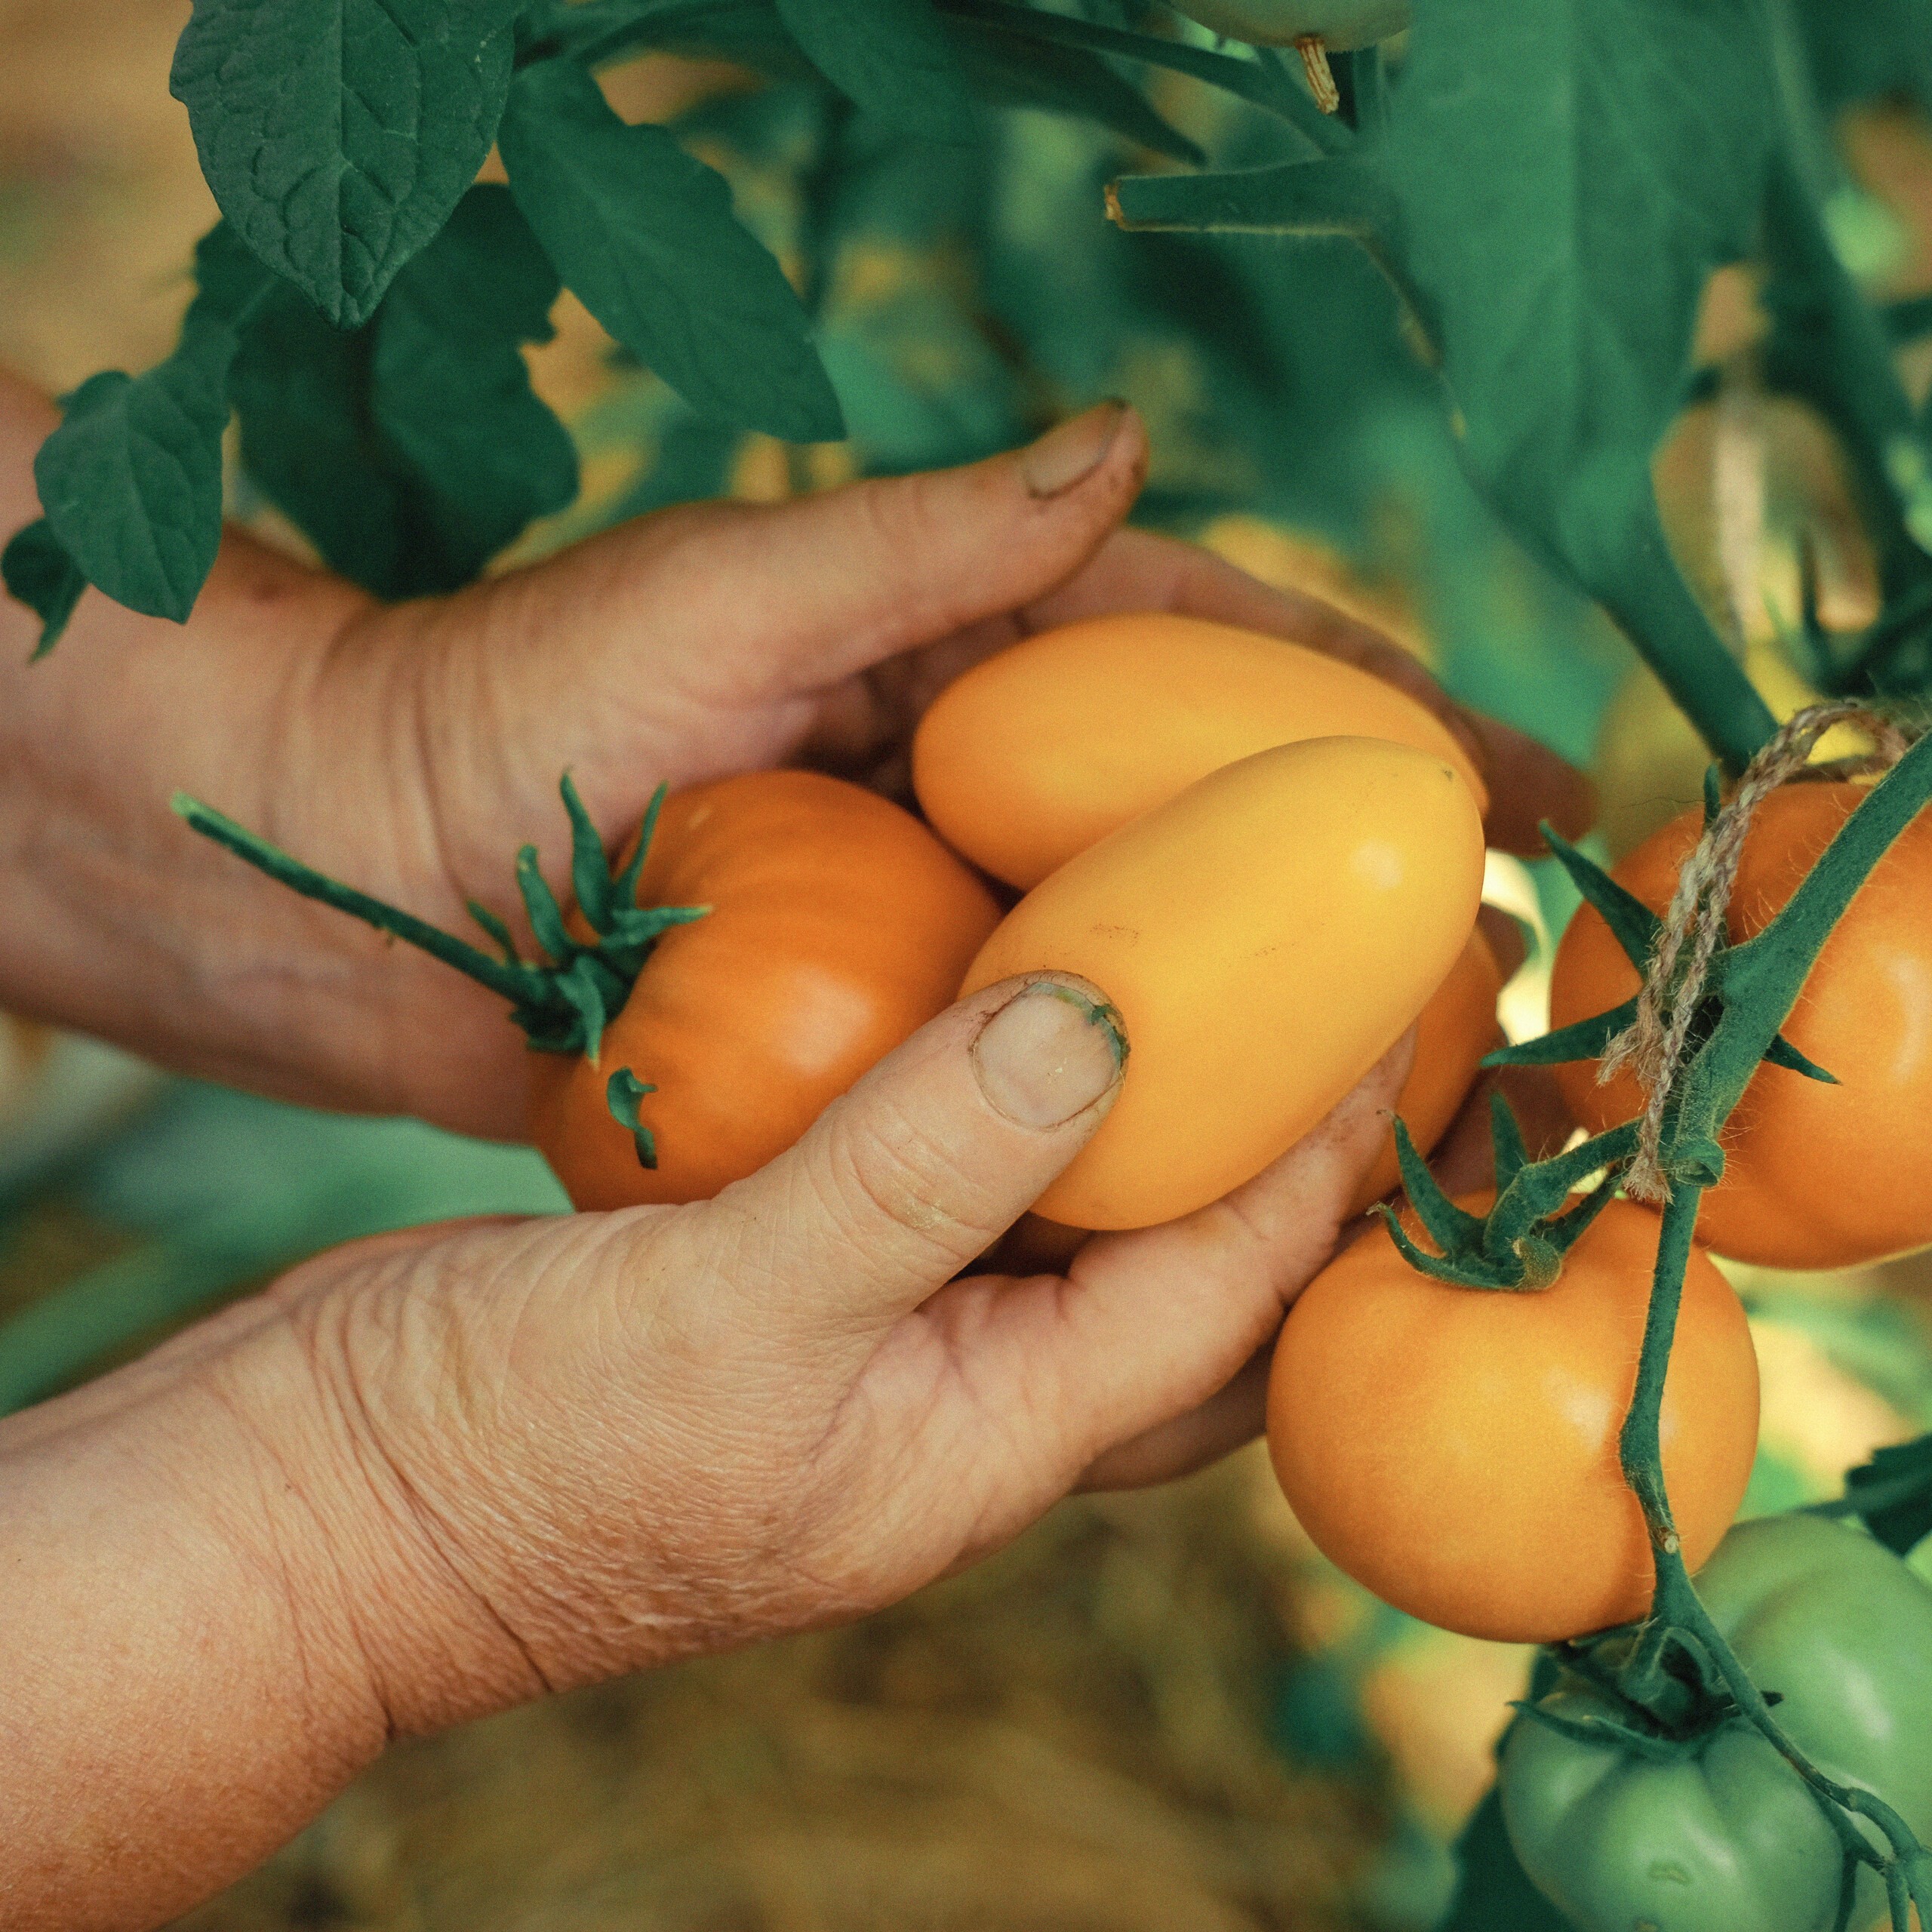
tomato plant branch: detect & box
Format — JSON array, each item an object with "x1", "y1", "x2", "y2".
[{"x1": 1467, "y1": 718, "x2": 1932, "y2": 1927}]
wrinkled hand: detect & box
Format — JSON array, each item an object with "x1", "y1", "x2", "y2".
[
  {"x1": 2, "y1": 380, "x2": 1585, "y2": 1139},
  {"x1": 2, "y1": 970, "x2": 1417, "y2": 1929}
]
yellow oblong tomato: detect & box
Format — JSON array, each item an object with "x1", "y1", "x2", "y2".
[
  {"x1": 1268, "y1": 1197, "x2": 1759, "y2": 1643},
  {"x1": 960, "y1": 737, "x2": 1485, "y2": 1229},
  {"x1": 531, "y1": 771, "x2": 1001, "y2": 1211},
  {"x1": 1346, "y1": 927, "x2": 1506, "y2": 1218},
  {"x1": 912, "y1": 613, "x2": 1487, "y2": 890}
]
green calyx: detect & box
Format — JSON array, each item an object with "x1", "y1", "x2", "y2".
[
  {"x1": 1400, "y1": 734, "x2": 1932, "y2": 1292},
  {"x1": 173, "y1": 774, "x2": 710, "y2": 1064},
  {"x1": 1373, "y1": 1093, "x2": 1629, "y2": 1293}
]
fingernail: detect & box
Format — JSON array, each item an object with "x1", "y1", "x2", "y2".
[
  {"x1": 1020, "y1": 401, "x2": 1127, "y2": 499},
  {"x1": 972, "y1": 978, "x2": 1128, "y2": 1130}
]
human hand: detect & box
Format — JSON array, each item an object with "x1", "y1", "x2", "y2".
[
  {"x1": 1, "y1": 377, "x2": 1586, "y2": 1140},
  {"x1": 0, "y1": 971, "x2": 1415, "y2": 1928}
]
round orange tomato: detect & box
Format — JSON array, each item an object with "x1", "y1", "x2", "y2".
[
  {"x1": 1347, "y1": 927, "x2": 1505, "y2": 1218},
  {"x1": 961, "y1": 737, "x2": 1485, "y2": 1229},
  {"x1": 912, "y1": 613, "x2": 1487, "y2": 890},
  {"x1": 1267, "y1": 1197, "x2": 1759, "y2": 1643},
  {"x1": 1549, "y1": 784, "x2": 1932, "y2": 1269},
  {"x1": 531, "y1": 770, "x2": 1000, "y2": 1210}
]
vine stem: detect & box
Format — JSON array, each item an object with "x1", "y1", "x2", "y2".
[{"x1": 1616, "y1": 1188, "x2": 1930, "y2": 1924}]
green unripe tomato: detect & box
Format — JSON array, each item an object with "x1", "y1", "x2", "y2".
[
  {"x1": 1500, "y1": 1515, "x2": 1932, "y2": 1932},
  {"x1": 1166, "y1": 0, "x2": 1411, "y2": 50}
]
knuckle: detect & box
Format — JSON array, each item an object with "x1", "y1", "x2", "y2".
[{"x1": 813, "y1": 1095, "x2": 992, "y2": 1263}]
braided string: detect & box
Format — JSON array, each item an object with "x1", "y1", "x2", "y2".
[{"x1": 1602, "y1": 701, "x2": 1915, "y2": 1202}]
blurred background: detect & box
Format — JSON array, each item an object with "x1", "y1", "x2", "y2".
[{"x1": 6, "y1": 2, "x2": 1932, "y2": 1924}]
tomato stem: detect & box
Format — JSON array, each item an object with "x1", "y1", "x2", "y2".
[{"x1": 173, "y1": 776, "x2": 709, "y2": 1063}]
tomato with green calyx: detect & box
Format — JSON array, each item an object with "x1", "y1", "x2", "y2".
[
  {"x1": 1501, "y1": 1513, "x2": 1932, "y2": 1932},
  {"x1": 1549, "y1": 783, "x2": 1932, "y2": 1270},
  {"x1": 1347, "y1": 926, "x2": 1505, "y2": 1219},
  {"x1": 535, "y1": 771, "x2": 1001, "y2": 1208},
  {"x1": 912, "y1": 613, "x2": 1486, "y2": 891},
  {"x1": 961, "y1": 736, "x2": 1485, "y2": 1229},
  {"x1": 1167, "y1": 0, "x2": 1411, "y2": 48},
  {"x1": 1267, "y1": 1196, "x2": 1758, "y2": 1642},
  {"x1": 178, "y1": 770, "x2": 1000, "y2": 1211}
]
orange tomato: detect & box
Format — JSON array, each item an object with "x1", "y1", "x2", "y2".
[
  {"x1": 912, "y1": 613, "x2": 1487, "y2": 890},
  {"x1": 1549, "y1": 785, "x2": 1932, "y2": 1269},
  {"x1": 961, "y1": 737, "x2": 1485, "y2": 1229},
  {"x1": 532, "y1": 770, "x2": 1001, "y2": 1210},
  {"x1": 1267, "y1": 1197, "x2": 1759, "y2": 1643},
  {"x1": 1347, "y1": 927, "x2": 1506, "y2": 1218}
]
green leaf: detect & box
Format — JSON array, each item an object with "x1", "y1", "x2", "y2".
[
  {"x1": 940, "y1": 0, "x2": 1333, "y2": 152},
  {"x1": 170, "y1": 0, "x2": 521, "y2": 328},
  {"x1": 371, "y1": 183, "x2": 580, "y2": 577},
  {"x1": 1381, "y1": 0, "x2": 1783, "y2": 771},
  {"x1": 939, "y1": 4, "x2": 1206, "y2": 162},
  {"x1": 226, "y1": 189, "x2": 574, "y2": 597},
  {"x1": 1796, "y1": 0, "x2": 1932, "y2": 116},
  {"x1": 1437, "y1": 1778, "x2": 1570, "y2": 1930},
  {"x1": 499, "y1": 58, "x2": 844, "y2": 442},
  {"x1": 33, "y1": 321, "x2": 238, "y2": 626},
  {"x1": 2, "y1": 519, "x2": 87, "y2": 658},
  {"x1": 776, "y1": 0, "x2": 975, "y2": 142},
  {"x1": 556, "y1": 0, "x2": 818, "y2": 77},
  {"x1": 227, "y1": 287, "x2": 414, "y2": 594},
  {"x1": 1841, "y1": 1434, "x2": 1932, "y2": 1556}
]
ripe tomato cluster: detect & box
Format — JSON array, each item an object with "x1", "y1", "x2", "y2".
[{"x1": 540, "y1": 611, "x2": 1492, "y2": 1230}]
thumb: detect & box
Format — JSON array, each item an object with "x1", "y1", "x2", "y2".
[
  {"x1": 694, "y1": 975, "x2": 1127, "y2": 1333},
  {"x1": 690, "y1": 401, "x2": 1148, "y2": 697}
]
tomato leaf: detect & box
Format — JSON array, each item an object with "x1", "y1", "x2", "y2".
[
  {"x1": 1841, "y1": 1434, "x2": 1932, "y2": 1558},
  {"x1": 371, "y1": 184, "x2": 580, "y2": 578},
  {"x1": 169, "y1": 0, "x2": 521, "y2": 328},
  {"x1": 774, "y1": 0, "x2": 976, "y2": 143},
  {"x1": 33, "y1": 322, "x2": 238, "y2": 626},
  {"x1": 938, "y1": 0, "x2": 1330, "y2": 152},
  {"x1": 2, "y1": 519, "x2": 87, "y2": 660},
  {"x1": 1437, "y1": 1783, "x2": 1571, "y2": 1932},
  {"x1": 1380, "y1": 0, "x2": 1781, "y2": 771},
  {"x1": 224, "y1": 189, "x2": 576, "y2": 597},
  {"x1": 500, "y1": 59, "x2": 844, "y2": 443},
  {"x1": 941, "y1": 9, "x2": 1202, "y2": 162},
  {"x1": 1795, "y1": 0, "x2": 1932, "y2": 115}
]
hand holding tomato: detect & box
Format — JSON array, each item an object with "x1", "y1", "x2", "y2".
[
  {"x1": 0, "y1": 970, "x2": 1418, "y2": 1928},
  {"x1": 0, "y1": 371, "x2": 1586, "y2": 1147}
]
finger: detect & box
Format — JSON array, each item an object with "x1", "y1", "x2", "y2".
[
  {"x1": 919, "y1": 1036, "x2": 1413, "y2": 1494},
  {"x1": 1477, "y1": 902, "x2": 1529, "y2": 981},
  {"x1": 1466, "y1": 713, "x2": 1597, "y2": 851},
  {"x1": 1019, "y1": 528, "x2": 1595, "y2": 855},
  {"x1": 669, "y1": 403, "x2": 1148, "y2": 701},
  {"x1": 1075, "y1": 1346, "x2": 1271, "y2": 1493},
  {"x1": 686, "y1": 975, "x2": 1126, "y2": 1336}
]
